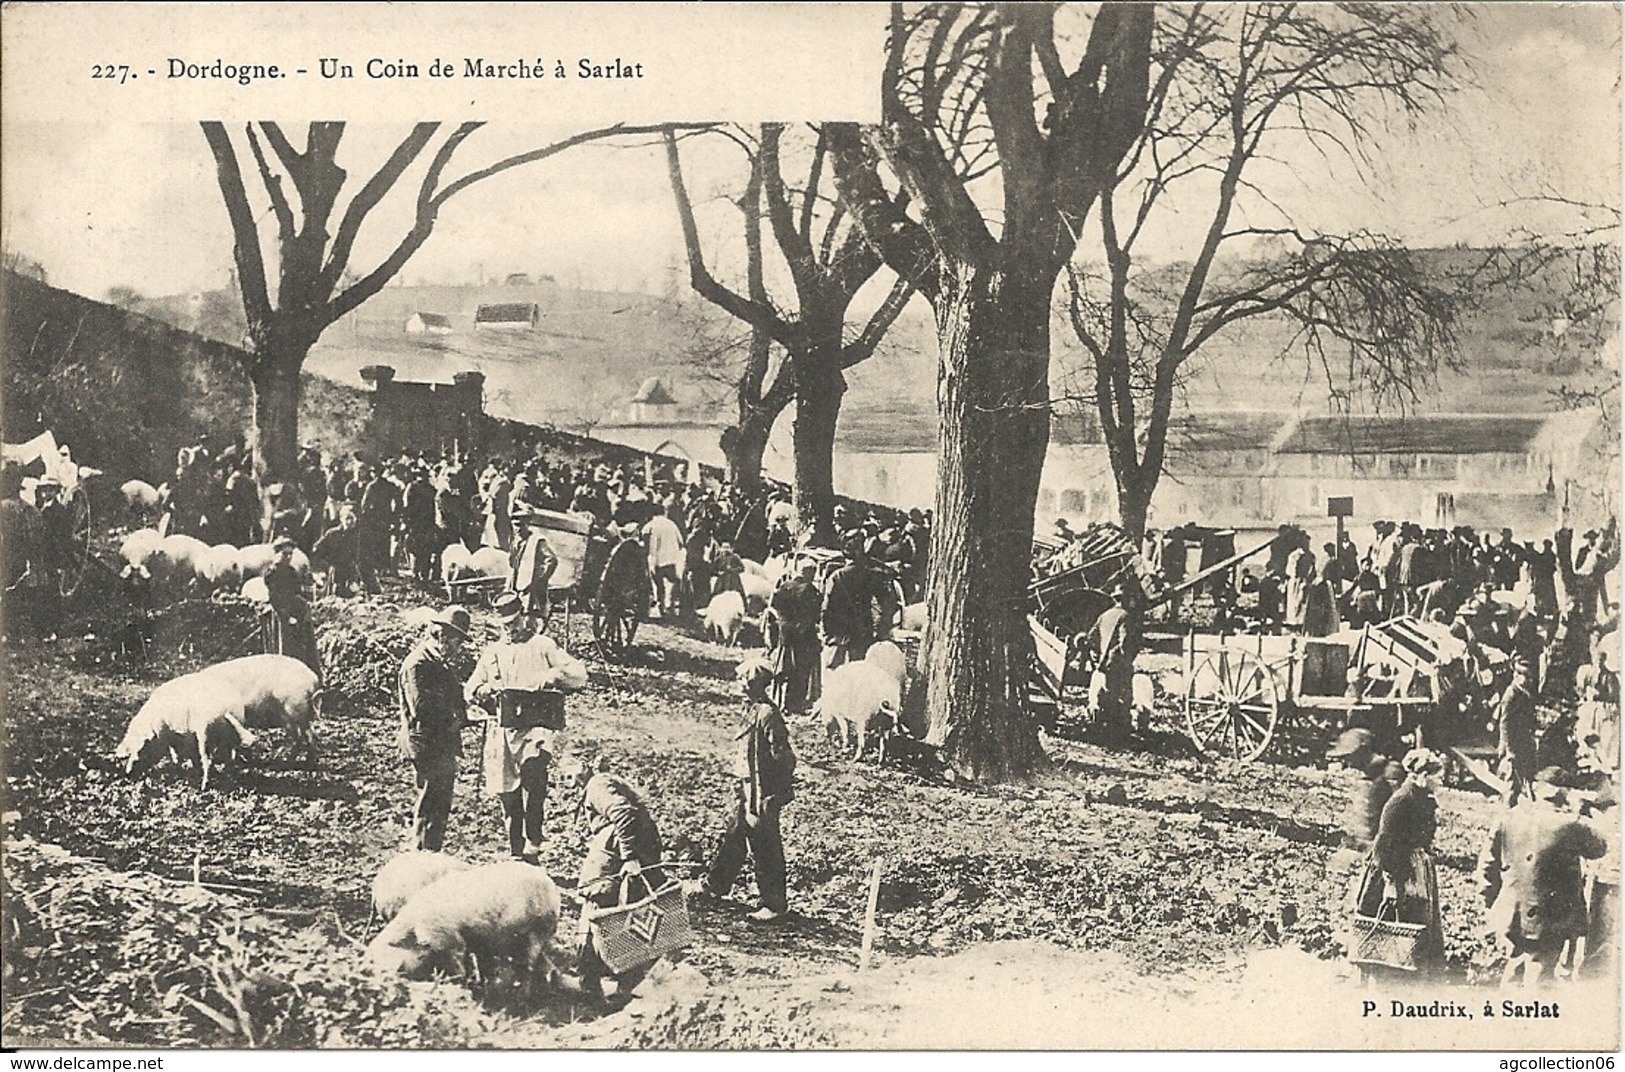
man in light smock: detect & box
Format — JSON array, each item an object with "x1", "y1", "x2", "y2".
[{"x1": 465, "y1": 592, "x2": 589, "y2": 863}]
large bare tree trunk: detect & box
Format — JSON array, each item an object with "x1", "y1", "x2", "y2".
[
  {"x1": 925, "y1": 264, "x2": 1052, "y2": 781},
  {"x1": 793, "y1": 343, "x2": 845, "y2": 546},
  {"x1": 723, "y1": 406, "x2": 776, "y2": 499},
  {"x1": 250, "y1": 358, "x2": 304, "y2": 489},
  {"x1": 1115, "y1": 471, "x2": 1155, "y2": 542}
]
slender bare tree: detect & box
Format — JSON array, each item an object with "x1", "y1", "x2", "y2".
[
  {"x1": 666, "y1": 125, "x2": 913, "y2": 540},
  {"x1": 1061, "y1": 4, "x2": 1463, "y2": 539},
  {"x1": 202, "y1": 121, "x2": 669, "y2": 485}
]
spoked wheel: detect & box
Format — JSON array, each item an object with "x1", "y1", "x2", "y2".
[
  {"x1": 57, "y1": 490, "x2": 93, "y2": 597},
  {"x1": 593, "y1": 604, "x2": 636, "y2": 658},
  {"x1": 1184, "y1": 648, "x2": 1281, "y2": 761}
]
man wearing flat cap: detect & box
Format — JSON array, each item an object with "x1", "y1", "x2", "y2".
[
  {"x1": 466, "y1": 592, "x2": 588, "y2": 863},
  {"x1": 398, "y1": 606, "x2": 473, "y2": 852}
]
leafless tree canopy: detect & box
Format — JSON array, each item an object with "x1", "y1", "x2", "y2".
[
  {"x1": 665, "y1": 124, "x2": 913, "y2": 523},
  {"x1": 1059, "y1": 3, "x2": 1465, "y2": 533},
  {"x1": 201, "y1": 120, "x2": 673, "y2": 481}
]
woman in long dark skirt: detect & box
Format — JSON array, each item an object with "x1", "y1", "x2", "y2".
[{"x1": 1348, "y1": 748, "x2": 1446, "y2": 981}]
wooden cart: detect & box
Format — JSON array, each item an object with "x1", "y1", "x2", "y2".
[{"x1": 1178, "y1": 616, "x2": 1478, "y2": 763}]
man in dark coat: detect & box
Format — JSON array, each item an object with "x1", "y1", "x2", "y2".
[
  {"x1": 357, "y1": 465, "x2": 398, "y2": 587},
  {"x1": 397, "y1": 607, "x2": 472, "y2": 852},
  {"x1": 821, "y1": 541, "x2": 880, "y2": 669},
  {"x1": 221, "y1": 453, "x2": 261, "y2": 547},
  {"x1": 1327, "y1": 728, "x2": 1396, "y2": 852},
  {"x1": 1479, "y1": 767, "x2": 1609, "y2": 982},
  {"x1": 595, "y1": 522, "x2": 650, "y2": 642},
  {"x1": 765, "y1": 558, "x2": 822, "y2": 714},
  {"x1": 683, "y1": 513, "x2": 713, "y2": 619},
  {"x1": 400, "y1": 466, "x2": 439, "y2": 584},
  {"x1": 1090, "y1": 587, "x2": 1138, "y2": 738},
  {"x1": 1499, "y1": 667, "x2": 1540, "y2": 804},
  {"x1": 312, "y1": 506, "x2": 363, "y2": 596},
  {"x1": 299, "y1": 448, "x2": 328, "y2": 525},
  {"x1": 700, "y1": 659, "x2": 797, "y2": 922},
  {"x1": 709, "y1": 539, "x2": 745, "y2": 601},
  {"x1": 264, "y1": 537, "x2": 320, "y2": 679}
]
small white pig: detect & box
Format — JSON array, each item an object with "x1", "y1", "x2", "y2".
[
  {"x1": 363, "y1": 861, "x2": 561, "y2": 987},
  {"x1": 703, "y1": 591, "x2": 746, "y2": 646}
]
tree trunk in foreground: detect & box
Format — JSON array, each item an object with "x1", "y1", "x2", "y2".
[
  {"x1": 249, "y1": 356, "x2": 306, "y2": 490},
  {"x1": 925, "y1": 264, "x2": 1053, "y2": 781},
  {"x1": 792, "y1": 345, "x2": 845, "y2": 546}
]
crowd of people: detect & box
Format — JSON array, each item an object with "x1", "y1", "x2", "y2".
[
  {"x1": 175, "y1": 438, "x2": 926, "y2": 997},
  {"x1": 1138, "y1": 519, "x2": 1619, "y2": 642},
  {"x1": 153, "y1": 437, "x2": 932, "y2": 606},
  {"x1": 1203, "y1": 515, "x2": 1620, "y2": 987},
  {"x1": 171, "y1": 436, "x2": 932, "y2": 714},
  {"x1": 10, "y1": 423, "x2": 1622, "y2": 991},
  {"x1": 1045, "y1": 511, "x2": 1620, "y2": 985}
]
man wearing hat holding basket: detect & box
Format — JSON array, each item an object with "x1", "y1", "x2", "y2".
[{"x1": 466, "y1": 592, "x2": 588, "y2": 863}]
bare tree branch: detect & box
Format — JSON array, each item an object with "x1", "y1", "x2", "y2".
[
  {"x1": 318, "y1": 123, "x2": 439, "y2": 296},
  {"x1": 199, "y1": 122, "x2": 272, "y2": 361}
]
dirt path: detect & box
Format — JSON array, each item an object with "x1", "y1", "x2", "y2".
[{"x1": 2, "y1": 586, "x2": 1609, "y2": 1048}]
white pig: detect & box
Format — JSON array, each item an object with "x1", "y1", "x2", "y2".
[{"x1": 363, "y1": 861, "x2": 561, "y2": 987}]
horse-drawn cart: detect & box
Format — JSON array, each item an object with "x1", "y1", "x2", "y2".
[{"x1": 1028, "y1": 523, "x2": 1486, "y2": 770}]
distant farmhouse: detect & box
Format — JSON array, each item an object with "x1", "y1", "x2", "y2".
[
  {"x1": 835, "y1": 406, "x2": 1615, "y2": 535},
  {"x1": 474, "y1": 303, "x2": 540, "y2": 331},
  {"x1": 404, "y1": 312, "x2": 454, "y2": 336},
  {"x1": 1047, "y1": 409, "x2": 1612, "y2": 537}
]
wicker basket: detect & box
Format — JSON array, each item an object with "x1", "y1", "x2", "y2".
[
  {"x1": 585, "y1": 872, "x2": 693, "y2": 975},
  {"x1": 1349, "y1": 912, "x2": 1428, "y2": 971}
]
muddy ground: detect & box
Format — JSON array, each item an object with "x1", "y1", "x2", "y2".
[{"x1": 1, "y1": 575, "x2": 1615, "y2": 1049}]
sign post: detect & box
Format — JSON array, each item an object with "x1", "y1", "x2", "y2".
[{"x1": 1327, "y1": 495, "x2": 1354, "y2": 567}]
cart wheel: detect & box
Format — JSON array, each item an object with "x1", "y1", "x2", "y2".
[
  {"x1": 58, "y1": 490, "x2": 93, "y2": 597},
  {"x1": 593, "y1": 604, "x2": 632, "y2": 658},
  {"x1": 1184, "y1": 649, "x2": 1280, "y2": 761}
]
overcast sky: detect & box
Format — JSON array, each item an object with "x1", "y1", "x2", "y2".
[{"x1": 3, "y1": 3, "x2": 1619, "y2": 303}]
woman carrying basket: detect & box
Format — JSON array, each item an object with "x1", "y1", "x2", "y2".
[
  {"x1": 1348, "y1": 748, "x2": 1447, "y2": 980},
  {"x1": 559, "y1": 754, "x2": 671, "y2": 1002}
]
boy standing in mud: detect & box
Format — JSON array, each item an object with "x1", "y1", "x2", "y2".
[{"x1": 697, "y1": 658, "x2": 797, "y2": 923}]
